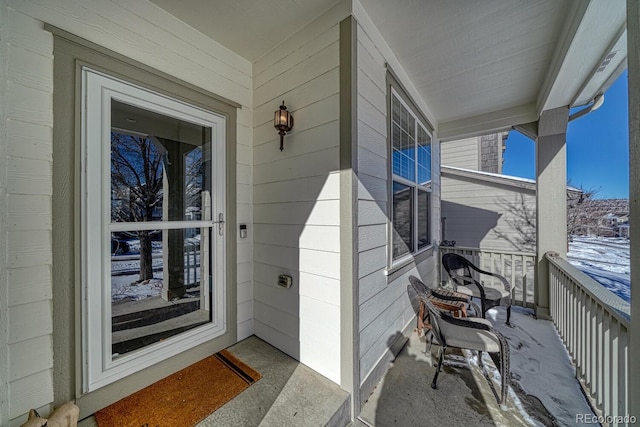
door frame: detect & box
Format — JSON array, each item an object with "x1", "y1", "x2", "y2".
[
  {"x1": 50, "y1": 26, "x2": 238, "y2": 417},
  {"x1": 81, "y1": 67, "x2": 228, "y2": 392}
]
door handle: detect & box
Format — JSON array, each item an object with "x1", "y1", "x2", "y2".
[{"x1": 213, "y1": 212, "x2": 225, "y2": 236}]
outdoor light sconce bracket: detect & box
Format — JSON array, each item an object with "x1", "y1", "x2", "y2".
[{"x1": 274, "y1": 100, "x2": 294, "y2": 151}]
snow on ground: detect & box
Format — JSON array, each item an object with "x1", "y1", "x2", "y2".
[
  {"x1": 567, "y1": 236, "x2": 630, "y2": 302},
  {"x1": 482, "y1": 307, "x2": 597, "y2": 426},
  {"x1": 110, "y1": 236, "x2": 201, "y2": 301},
  {"x1": 112, "y1": 277, "x2": 163, "y2": 301},
  {"x1": 468, "y1": 236, "x2": 630, "y2": 425}
]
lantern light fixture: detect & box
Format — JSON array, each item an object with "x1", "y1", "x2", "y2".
[{"x1": 274, "y1": 100, "x2": 294, "y2": 151}]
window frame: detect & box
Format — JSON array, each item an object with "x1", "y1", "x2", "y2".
[{"x1": 388, "y1": 85, "x2": 434, "y2": 271}]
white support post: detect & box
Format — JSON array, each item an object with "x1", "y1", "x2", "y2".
[
  {"x1": 535, "y1": 106, "x2": 568, "y2": 319},
  {"x1": 627, "y1": 0, "x2": 640, "y2": 420}
]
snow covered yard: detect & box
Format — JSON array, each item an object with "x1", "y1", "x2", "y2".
[
  {"x1": 568, "y1": 236, "x2": 630, "y2": 302},
  {"x1": 110, "y1": 236, "x2": 202, "y2": 302}
]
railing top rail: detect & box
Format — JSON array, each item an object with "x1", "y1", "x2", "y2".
[
  {"x1": 439, "y1": 245, "x2": 537, "y2": 258},
  {"x1": 546, "y1": 252, "x2": 630, "y2": 326}
]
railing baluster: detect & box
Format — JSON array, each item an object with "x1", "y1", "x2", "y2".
[
  {"x1": 602, "y1": 311, "x2": 611, "y2": 417},
  {"x1": 610, "y1": 317, "x2": 619, "y2": 423},
  {"x1": 578, "y1": 288, "x2": 585, "y2": 379},
  {"x1": 591, "y1": 298, "x2": 598, "y2": 398},
  {"x1": 619, "y1": 324, "x2": 628, "y2": 422},
  {"x1": 569, "y1": 275, "x2": 575, "y2": 356}
]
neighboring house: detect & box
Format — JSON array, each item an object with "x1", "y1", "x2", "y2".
[
  {"x1": 599, "y1": 212, "x2": 631, "y2": 237},
  {"x1": 441, "y1": 136, "x2": 582, "y2": 252},
  {"x1": 441, "y1": 132, "x2": 508, "y2": 174},
  {"x1": 442, "y1": 165, "x2": 538, "y2": 252},
  {"x1": 0, "y1": 1, "x2": 634, "y2": 425},
  {"x1": 566, "y1": 198, "x2": 630, "y2": 237}
]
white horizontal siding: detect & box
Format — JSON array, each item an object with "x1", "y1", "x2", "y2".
[
  {"x1": 8, "y1": 370, "x2": 53, "y2": 422},
  {"x1": 7, "y1": 266, "x2": 52, "y2": 307},
  {"x1": 254, "y1": 173, "x2": 340, "y2": 204},
  {"x1": 9, "y1": 336, "x2": 53, "y2": 382},
  {"x1": 252, "y1": 3, "x2": 344, "y2": 384},
  {"x1": 254, "y1": 244, "x2": 341, "y2": 280},
  {"x1": 2, "y1": 1, "x2": 254, "y2": 423},
  {"x1": 12, "y1": 0, "x2": 252, "y2": 105},
  {"x1": 6, "y1": 120, "x2": 52, "y2": 162},
  {"x1": 7, "y1": 194, "x2": 51, "y2": 231},
  {"x1": 254, "y1": 224, "x2": 340, "y2": 252}
]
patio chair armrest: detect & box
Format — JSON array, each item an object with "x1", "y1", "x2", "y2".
[
  {"x1": 469, "y1": 264, "x2": 512, "y2": 293},
  {"x1": 448, "y1": 270, "x2": 483, "y2": 290}
]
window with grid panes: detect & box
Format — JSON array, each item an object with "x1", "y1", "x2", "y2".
[{"x1": 390, "y1": 89, "x2": 432, "y2": 260}]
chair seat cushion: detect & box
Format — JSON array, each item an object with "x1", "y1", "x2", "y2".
[{"x1": 440, "y1": 317, "x2": 500, "y2": 353}]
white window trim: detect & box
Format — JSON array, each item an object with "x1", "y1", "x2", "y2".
[
  {"x1": 81, "y1": 68, "x2": 227, "y2": 392},
  {"x1": 388, "y1": 87, "x2": 433, "y2": 272}
]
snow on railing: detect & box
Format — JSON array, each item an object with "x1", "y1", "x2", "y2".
[
  {"x1": 439, "y1": 246, "x2": 536, "y2": 308},
  {"x1": 547, "y1": 252, "x2": 630, "y2": 426}
]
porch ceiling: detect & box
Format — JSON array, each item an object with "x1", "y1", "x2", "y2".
[
  {"x1": 148, "y1": 0, "x2": 626, "y2": 140},
  {"x1": 148, "y1": 0, "x2": 341, "y2": 63}
]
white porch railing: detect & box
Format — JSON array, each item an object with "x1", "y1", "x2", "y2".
[
  {"x1": 547, "y1": 252, "x2": 630, "y2": 425},
  {"x1": 184, "y1": 239, "x2": 201, "y2": 287},
  {"x1": 440, "y1": 246, "x2": 536, "y2": 308}
]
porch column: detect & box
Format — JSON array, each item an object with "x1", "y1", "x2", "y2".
[
  {"x1": 535, "y1": 106, "x2": 568, "y2": 319},
  {"x1": 160, "y1": 138, "x2": 187, "y2": 301},
  {"x1": 627, "y1": 0, "x2": 640, "y2": 419}
]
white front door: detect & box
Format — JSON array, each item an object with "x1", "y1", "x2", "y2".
[{"x1": 81, "y1": 68, "x2": 227, "y2": 392}]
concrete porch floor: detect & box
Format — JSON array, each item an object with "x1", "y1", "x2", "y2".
[
  {"x1": 355, "y1": 332, "x2": 536, "y2": 427},
  {"x1": 354, "y1": 306, "x2": 596, "y2": 427},
  {"x1": 79, "y1": 307, "x2": 594, "y2": 426},
  {"x1": 78, "y1": 336, "x2": 351, "y2": 427}
]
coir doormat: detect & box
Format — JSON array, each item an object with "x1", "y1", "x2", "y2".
[{"x1": 95, "y1": 349, "x2": 261, "y2": 427}]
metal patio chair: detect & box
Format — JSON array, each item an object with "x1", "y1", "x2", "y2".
[
  {"x1": 442, "y1": 253, "x2": 512, "y2": 325},
  {"x1": 408, "y1": 276, "x2": 482, "y2": 332},
  {"x1": 421, "y1": 295, "x2": 511, "y2": 405}
]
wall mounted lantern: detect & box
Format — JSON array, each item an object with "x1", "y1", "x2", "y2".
[{"x1": 274, "y1": 100, "x2": 294, "y2": 151}]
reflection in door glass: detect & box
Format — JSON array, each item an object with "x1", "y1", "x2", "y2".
[
  {"x1": 110, "y1": 99, "x2": 213, "y2": 359},
  {"x1": 110, "y1": 228, "x2": 211, "y2": 359}
]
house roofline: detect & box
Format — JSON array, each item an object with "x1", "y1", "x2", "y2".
[{"x1": 442, "y1": 165, "x2": 582, "y2": 195}]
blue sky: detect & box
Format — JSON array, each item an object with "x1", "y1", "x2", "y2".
[{"x1": 503, "y1": 72, "x2": 629, "y2": 199}]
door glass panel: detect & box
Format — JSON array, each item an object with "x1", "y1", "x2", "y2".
[
  {"x1": 109, "y1": 100, "x2": 213, "y2": 360},
  {"x1": 111, "y1": 100, "x2": 212, "y2": 223},
  {"x1": 110, "y1": 229, "x2": 210, "y2": 359}
]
